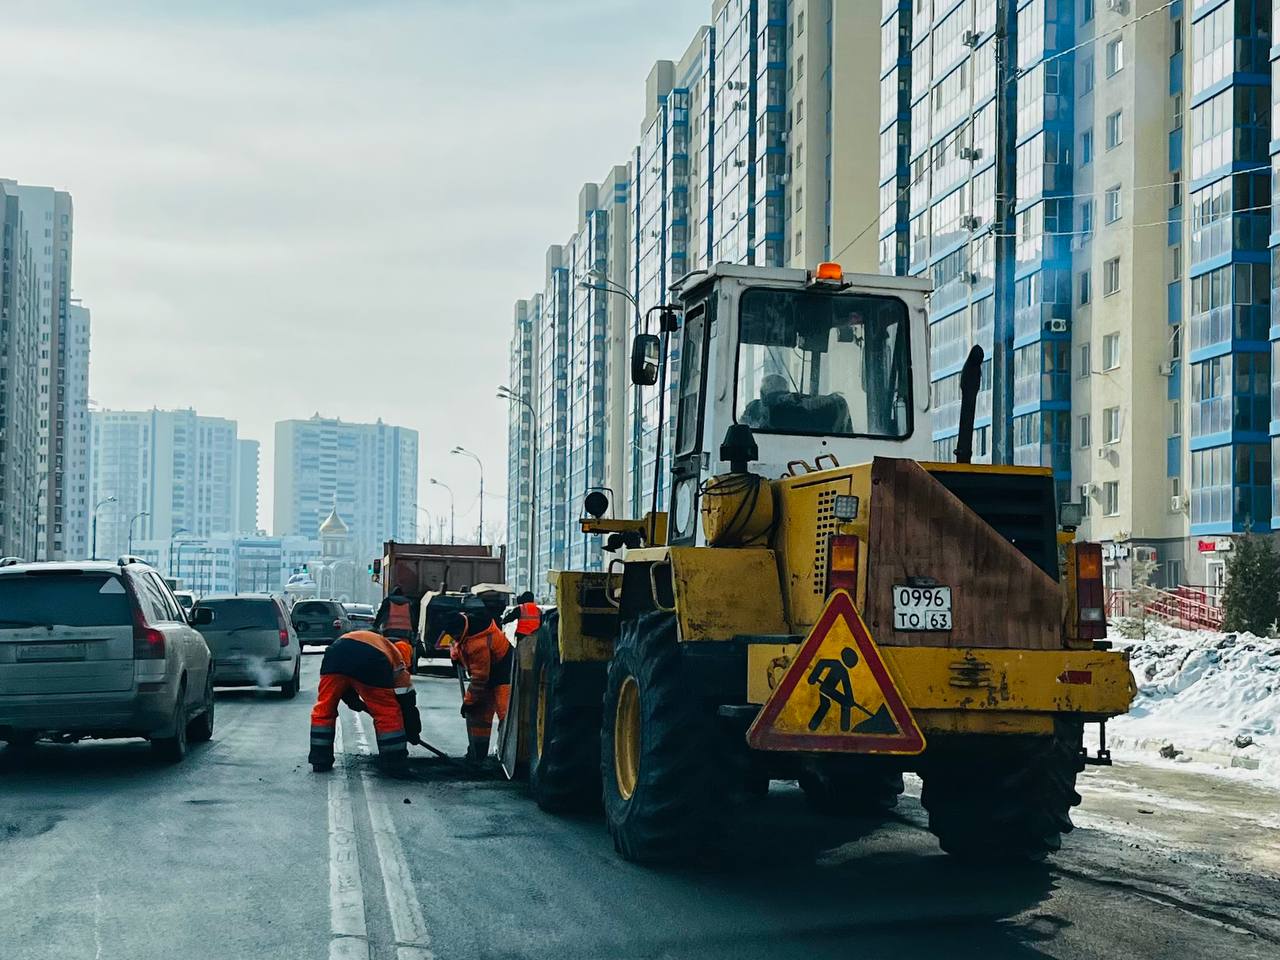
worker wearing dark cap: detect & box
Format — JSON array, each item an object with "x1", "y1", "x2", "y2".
[{"x1": 440, "y1": 609, "x2": 513, "y2": 764}]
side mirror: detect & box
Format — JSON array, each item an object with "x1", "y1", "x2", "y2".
[
  {"x1": 191, "y1": 607, "x2": 215, "y2": 626},
  {"x1": 631, "y1": 333, "x2": 661, "y2": 386}
]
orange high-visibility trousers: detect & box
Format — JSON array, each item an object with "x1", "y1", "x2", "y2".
[
  {"x1": 465, "y1": 682, "x2": 511, "y2": 758},
  {"x1": 309, "y1": 674, "x2": 407, "y2": 767}
]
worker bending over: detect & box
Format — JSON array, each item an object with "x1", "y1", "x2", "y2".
[
  {"x1": 308, "y1": 630, "x2": 421, "y2": 773},
  {"x1": 502, "y1": 591, "x2": 542, "y2": 640},
  {"x1": 442, "y1": 610, "x2": 513, "y2": 764}
]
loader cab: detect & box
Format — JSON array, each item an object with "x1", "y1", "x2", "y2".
[{"x1": 651, "y1": 263, "x2": 933, "y2": 546}]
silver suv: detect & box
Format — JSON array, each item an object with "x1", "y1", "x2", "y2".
[
  {"x1": 194, "y1": 595, "x2": 301, "y2": 698},
  {"x1": 0, "y1": 557, "x2": 216, "y2": 762}
]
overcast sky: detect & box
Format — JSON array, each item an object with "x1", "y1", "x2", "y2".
[{"x1": 0, "y1": 0, "x2": 708, "y2": 537}]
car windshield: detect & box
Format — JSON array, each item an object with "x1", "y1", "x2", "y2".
[
  {"x1": 197, "y1": 599, "x2": 278, "y2": 630},
  {"x1": 0, "y1": 574, "x2": 132, "y2": 628},
  {"x1": 736, "y1": 288, "x2": 911, "y2": 438}
]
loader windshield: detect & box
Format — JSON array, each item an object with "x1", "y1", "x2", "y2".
[{"x1": 736, "y1": 288, "x2": 911, "y2": 438}]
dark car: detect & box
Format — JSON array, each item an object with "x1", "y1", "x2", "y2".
[{"x1": 289, "y1": 599, "x2": 352, "y2": 647}]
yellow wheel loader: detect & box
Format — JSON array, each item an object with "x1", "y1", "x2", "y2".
[{"x1": 505, "y1": 261, "x2": 1134, "y2": 864}]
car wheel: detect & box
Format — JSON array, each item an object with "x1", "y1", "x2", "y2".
[
  {"x1": 152, "y1": 683, "x2": 189, "y2": 763},
  {"x1": 187, "y1": 672, "x2": 216, "y2": 743},
  {"x1": 5, "y1": 731, "x2": 40, "y2": 754},
  {"x1": 279, "y1": 659, "x2": 301, "y2": 699}
]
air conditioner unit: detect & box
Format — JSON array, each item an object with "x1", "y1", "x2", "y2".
[
  {"x1": 1158, "y1": 361, "x2": 1174, "y2": 376},
  {"x1": 779, "y1": 173, "x2": 789, "y2": 185},
  {"x1": 1170, "y1": 495, "x2": 1184, "y2": 512},
  {"x1": 964, "y1": 271, "x2": 981, "y2": 285},
  {"x1": 959, "y1": 146, "x2": 982, "y2": 161},
  {"x1": 1081, "y1": 482, "x2": 1099, "y2": 497},
  {"x1": 1045, "y1": 318, "x2": 1069, "y2": 334},
  {"x1": 961, "y1": 214, "x2": 982, "y2": 230},
  {"x1": 962, "y1": 30, "x2": 981, "y2": 47},
  {"x1": 1134, "y1": 546, "x2": 1157, "y2": 564},
  {"x1": 1106, "y1": 0, "x2": 1127, "y2": 11},
  {"x1": 1097, "y1": 447, "x2": 1110, "y2": 460}
]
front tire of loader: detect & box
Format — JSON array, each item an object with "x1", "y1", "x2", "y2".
[
  {"x1": 798, "y1": 757, "x2": 904, "y2": 817},
  {"x1": 527, "y1": 611, "x2": 605, "y2": 813},
  {"x1": 921, "y1": 719, "x2": 1084, "y2": 862},
  {"x1": 601, "y1": 611, "x2": 721, "y2": 864}
]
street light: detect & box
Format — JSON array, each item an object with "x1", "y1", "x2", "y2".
[
  {"x1": 127, "y1": 511, "x2": 150, "y2": 555},
  {"x1": 91, "y1": 496, "x2": 117, "y2": 561},
  {"x1": 416, "y1": 506, "x2": 433, "y2": 544},
  {"x1": 498, "y1": 385, "x2": 539, "y2": 593},
  {"x1": 451, "y1": 446, "x2": 485, "y2": 546},
  {"x1": 168, "y1": 528, "x2": 189, "y2": 577},
  {"x1": 430, "y1": 478, "x2": 455, "y2": 545}
]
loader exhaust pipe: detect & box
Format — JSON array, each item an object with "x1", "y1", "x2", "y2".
[{"x1": 954, "y1": 344, "x2": 985, "y2": 464}]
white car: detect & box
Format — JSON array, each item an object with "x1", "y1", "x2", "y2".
[{"x1": 0, "y1": 557, "x2": 216, "y2": 761}]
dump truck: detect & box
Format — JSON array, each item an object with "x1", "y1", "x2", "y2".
[
  {"x1": 374, "y1": 542, "x2": 508, "y2": 666},
  {"x1": 503, "y1": 260, "x2": 1135, "y2": 864}
]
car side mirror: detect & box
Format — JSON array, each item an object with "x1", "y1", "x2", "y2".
[
  {"x1": 631, "y1": 333, "x2": 660, "y2": 386},
  {"x1": 191, "y1": 607, "x2": 215, "y2": 626}
]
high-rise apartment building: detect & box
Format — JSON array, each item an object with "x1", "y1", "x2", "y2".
[
  {"x1": 235, "y1": 438, "x2": 260, "y2": 534},
  {"x1": 506, "y1": 299, "x2": 538, "y2": 591},
  {"x1": 64, "y1": 301, "x2": 92, "y2": 558},
  {"x1": 1, "y1": 180, "x2": 76, "y2": 559},
  {"x1": 507, "y1": 1, "x2": 881, "y2": 598},
  {"x1": 89, "y1": 408, "x2": 244, "y2": 559},
  {"x1": 0, "y1": 182, "x2": 40, "y2": 559},
  {"x1": 273, "y1": 415, "x2": 418, "y2": 561}
]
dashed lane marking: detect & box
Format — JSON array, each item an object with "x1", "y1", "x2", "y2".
[
  {"x1": 328, "y1": 720, "x2": 371, "y2": 960},
  {"x1": 352, "y1": 713, "x2": 435, "y2": 959}
]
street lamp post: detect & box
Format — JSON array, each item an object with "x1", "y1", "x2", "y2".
[
  {"x1": 168, "y1": 528, "x2": 189, "y2": 577},
  {"x1": 498, "y1": 385, "x2": 539, "y2": 593},
  {"x1": 127, "y1": 511, "x2": 150, "y2": 555},
  {"x1": 416, "y1": 506, "x2": 433, "y2": 544},
  {"x1": 91, "y1": 496, "x2": 117, "y2": 561},
  {"x1": 451, "y1": 446, "x2": 484, "y2": 546},
  {"x1": 429, "y1": 478, "x2": 455, "y2": 545}
]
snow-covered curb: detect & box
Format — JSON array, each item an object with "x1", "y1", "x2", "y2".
[{"x1": 1106, "y1": 620, "x2": 1280, "y2": 787}]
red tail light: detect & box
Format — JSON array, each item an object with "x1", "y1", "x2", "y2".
[
  {"x1": 1075, "y1": 542, "x2": 1107, "y2": 640},
  {"x1": 131, "y1": 605, "x2": 165, "y2": 660},
  {"x1": 826, "y1": 534, "x2": 860, "y2": 598},
  {"x1": 279, "y1": 628, "x2": 290, "y2": 647}
]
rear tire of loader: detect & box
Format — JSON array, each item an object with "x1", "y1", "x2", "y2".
[
  {"x1": 798, "y1": 758, "x2": 904, "y2": 817},
  {"x1": 601, "y1": 611, "x2": 721, "y2": 864},
  {"x1": 527, "y1": 611, "x2": 605, "y2": 813},
  {"x1": 921, "y1": 719, "x2": 1084, "y2": 862}
]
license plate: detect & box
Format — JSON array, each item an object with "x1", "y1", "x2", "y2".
[
  {"x1": 892, "y1": 585, "x2": 952, "y2": 631},
  {"x1": 16, "y1": 642, "x2": 87, "y2": 662}
]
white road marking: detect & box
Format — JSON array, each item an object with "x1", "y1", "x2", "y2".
[
  {"x1": 328, "y1": 720, "x2": 371, "y2": 960},
  {"x1": 352, "y1": 712, "x2": 436, "y2": 959}
]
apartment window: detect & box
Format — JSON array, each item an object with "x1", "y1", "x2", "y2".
[
  {"x1": 1083, "y1": 0, "x2": 1094, "y2": 23},
  {"x1": 1081, "y1": 57, "x2": 1095, "y2": 95},
  {"x1": 1104, "y1": 185, "x2": 1122, "y2": 223},
  {"x1": 1170, "y1": 323, "x2": 1181, "y2": 360},
  {"x1": 1103, "y1": 481, "x2": 1120, "y2": 517},
  {"x1": 1103, "y1": 405, "x2": 1121, "y2": 443},
  {"x1": 1173, "y1": 17, "x2": 1183, "y2": 54},
  {"x1": 1102, "y1": 332, "x2": 1121, "y2": 369},
  {"x1": 1171, "y1": 171, "x2": 1182, "y2": 207},
  {"x1": 1080, "y1": 199, "x2": 1094, "y2": 235},
  {"x1": 1079, "y1": 414, "x2": 1092, "y2": 447},
  {"x1": 795, "y1": 186, "x2": 803, "y2": 211},
  {"x1": 1171, "y1": 399, "x2": 1182, "y2": 436},
  {"x1": 1106, "y1": 37, "x2": 1124, "y2": 76},
  {"x1": 797, "y1": 9, "x2": 804, "y2": 33},
  {"x1": 1080, "y1": 270, "x2": 1091, "y2": 304},
  {"x1": 1080, "y1": 128, "x2": 1093, "y2": 165},
  {"x1": 796, "y1": 98, "x2": 804, "y2": 121},
  {"x1": 1170, "y1": 244, "x2": 1182, "y2": 280},
  {"x1": 1106, "y1": 110, "x2": 1123, "y2": 149},
  {"x1": 1103, "y1": 256, "x2": 1121, "y2": 295},
  {"x1": 796, "y1": 55, "x2": 804, "y2": 81}
]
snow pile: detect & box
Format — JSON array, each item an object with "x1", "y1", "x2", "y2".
[{"x1": 1109, "y1": 621, "x2": 1280, "y2": 786}]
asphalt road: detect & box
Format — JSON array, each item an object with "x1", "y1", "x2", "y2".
[{"x1": 2, "y1": 655, "x2": 1278, "y2": 960}]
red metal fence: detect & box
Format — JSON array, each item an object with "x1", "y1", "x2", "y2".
[{"x1": 1106, "y1": 586, "x2": 1224, "y2": 632}]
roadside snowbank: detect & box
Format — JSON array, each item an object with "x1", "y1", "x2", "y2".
[{"x1": 1108, "y1": 621, "x2": 1280, "y2": 786}]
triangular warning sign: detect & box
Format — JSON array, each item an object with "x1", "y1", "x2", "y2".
[{"x1": 747, "y1": 590, "x2": 925, "y2": 755}]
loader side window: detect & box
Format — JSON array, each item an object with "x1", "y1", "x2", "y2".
[{"x1": 736, "y1": 289, "x2": 911, "y2": 439}]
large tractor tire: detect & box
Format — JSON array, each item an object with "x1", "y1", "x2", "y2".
[
  {"x1": 798, "y1": 757, "x2": 904, "y2": 817},
  {"x1": 920, "y1": 719, "x2": 1084, "y2": 862},
  {"x1": 601, "y1": 611, "x2": 724, "y2": 864},
  {"x1": 527, "y1": 611, "x2": 606, "y2": 813}
]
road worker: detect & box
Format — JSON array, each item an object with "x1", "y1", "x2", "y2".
[
  {"x1": 440, "y1": 609, "x2": 513, "y2": 764},
  {"x1": 502, "y1": 591, "x2": 542, "y2": 639},
  {"x1": 373, "y1": 585, "x2": 416, "y2": 641},
  {"x1": 308, "y1": 629, "x2": 419, "y2": 773}
]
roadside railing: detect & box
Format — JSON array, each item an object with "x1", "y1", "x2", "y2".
[{"x1": 1105, "y1": 586, "x2": 1224, "y2": 632}]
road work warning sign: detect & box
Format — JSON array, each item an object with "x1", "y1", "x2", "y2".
[{"x1": 746, "y1": 590, "x2": 926, "y2": 755}]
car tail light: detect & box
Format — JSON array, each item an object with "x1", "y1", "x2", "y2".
[
  {"x1": 132, "y1": 605, "x2": 165, "y2": 660},
  {"x1": 1075, "y1": 542, "x2": 1107, "y2": 640},
  {"x1": 826, "y1": 534, "x2": 860, "y2": 598},
  {"x1": 279, "y1": 628, "x2": 290, "y2": 647}
]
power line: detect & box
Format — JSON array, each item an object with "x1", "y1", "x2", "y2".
[{"x1": 830, "y1": 0, "x2": 1180, "y2": 265}]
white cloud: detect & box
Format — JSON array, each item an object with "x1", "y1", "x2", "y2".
[{"x1": 0, "y1": 0, "x2": 709, "y2": 534}]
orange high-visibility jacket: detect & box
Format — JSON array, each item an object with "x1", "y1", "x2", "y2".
[
  {"x1": 452, "y1": 621, "x2": 512, "y2": 708},
  {"x1": 515, "y1": 602, "x2": 541, "y2": 636}
]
